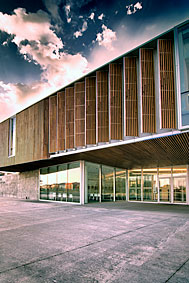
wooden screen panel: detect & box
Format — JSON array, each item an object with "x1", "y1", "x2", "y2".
[
  {"x1": 140, "y1": 49, "x2": 156, "y2": 133},
  {"x1": 49, "y1": 95, "x2": 57, "y2": 153},
  {"x1": 65, "y1": 87, "x2": 74, "y2": 149},
  {"x1": 124, "y1": 57, "x2": 138, "y2": 136},
  {"x1": 159, "y1": 39, "x2": 176, "y2": 129},
  {"x1": 109, "y1": 63, "x2": 123, "y2": 140},
  {"x1": 57, "y1": 91, "x2": 65, "y2": 151},
  {"x1": 74, "y1": 82, "x2": 85, "y2": 147},
  {"x1": 97, "y1": 70, "x2": 109, "y2": 142},
  {"x1": 42, "y1": 98, "x2": 49, "y2": 159},
  {"x1": 86, "y1": 77, "x2": 96, "y2": 145}
]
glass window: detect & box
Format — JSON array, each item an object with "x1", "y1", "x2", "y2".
[
  {"x1": 101, "y1": 165, "x2": 114, "y2": 202},
  {"x1": 173, "y1": 166, "x2": 187, "y2": 203},
  {"x1": 85, "y1": 162, "x2": 100, "y2": 203},
  {"x1": 129, "y1": 169, "x2": 141, "y2": 201},
  {"x1": 9, "y1": 116, "x2": 16, "y2": 156},
  {"x1": 178, "y1": 23, "x2": 189, "y2": 126},
  {"x1": 39, "y1": 162, "x2": 81, "y2": 203},
  {"x1": 67, "y1": 162, "x2": 80, "y2": 203},
  {"x1": 116, "y1": 169, "x2": 126, "y2": 200},
  {"x1": 159, "y1": 168, "x2": 171, "y2": 202},
  {"x1": 143, "y1": 169, "x2": 158, "y2": 202}
]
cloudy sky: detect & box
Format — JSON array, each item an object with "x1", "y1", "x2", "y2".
[{"x1": 0, "y1": 0, "x2": 188, "y2": 122}]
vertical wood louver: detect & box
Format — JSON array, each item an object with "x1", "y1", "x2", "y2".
[
  {"x1": 65, "y1": 87, "x2": 74, "y2": 149},
  {"x1": 140, "y1": 48, "x2": 156, "y2": 133},
  {"x1": 74, "y1": 81, "x2": 85, "y2": 147},
  {"x1": 57, "y1": 91, "x2": 65, "y2": 151},
  {"x1": 159, "y1": 39, "x2": 176, "y2": 129},
  {"x1": 49, "y1": 95, "x2": 57, "y2": 153},
  {"x1": 86, "y1": 76, "x2": 96, "y2": 145},
  {"x1": 124, "y1": 57, "x2": 138, "y2": 136},
  {"x1": 96, "y1": 70, "x2": 109, "y2": 142},
  {"x1": 109, "y1": 63, "x2": 123, "y2": 140}
]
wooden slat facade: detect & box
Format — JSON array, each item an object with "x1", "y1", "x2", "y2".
[
  {"x1": 124, "y1": 57, "x2": 138, "y2": 136},
  {"x1": 109, "y1": 63, "x2": 123, "y2": 140},
  {"x1": 65, "y1": 87, "x2": 74, "y2": 149},
  {"x1": 74, "y1": 82, "x2": 85, "y2": 147},
  {"x1": 86, "y1": 77, "x2": 96, "y2": 145},
  {"x1": 96, "y1": 70, "x2": 109, "y2": 142},
  {"x1": 57, "y1": 91, "x2": 65, "y2": 151},
  {"x1": 140, "y1": 48, "x2": 156, "y2": 133},
  {"x1": 159, "y1": 39, "x2": 176, "y2": 129},
  {"x1": 49, "y1": 95, "x2": 57, "y2": 153}
]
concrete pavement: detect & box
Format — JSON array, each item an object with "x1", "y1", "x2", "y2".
[{"x1": 0, "y1": 198, "x2": 189, "y2": 283}]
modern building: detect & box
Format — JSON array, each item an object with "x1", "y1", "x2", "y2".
[{"x1": 0, "y1": 20, "x2": 188, "y2": 205}]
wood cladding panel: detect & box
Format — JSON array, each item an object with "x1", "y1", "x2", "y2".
[
  {"x1": 159, "y1": 39, "x2": 176, "y2": 129},
  {"x1": 42, "y1": 98, "x2": 49, "y2": 159},
  {"x1": 124, "y1": 57, "x2": 138, "y2": 136},
  {"x1": 49, "y1": 95, "x2": 57, "y2": 153},
  {"x1": 74, "y1": 82, "x2": 85, "y2": 147},
  {"x1": 57, "y1": 91, "x2": 65, "y2": 151},
  {"x1": 65, "y1": 87, "x2": 74, "y2": 149},
  {"x1": 86, "y1": 77, "x2": 96, "y2": 145},
  {"x1": 140, "y1": 49, "x2": 156, "y2": 133},
  {"x1": 109, "y1": 63, "x2": 123, "y2": 140},
  {"x1": 97, "y1": 70, "x2": 109, "y2": 142}
]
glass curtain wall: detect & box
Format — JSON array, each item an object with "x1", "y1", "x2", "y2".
[
  {"x1": 129, "y1": 169, "x2": 141, "y2": 201},
  {"x1": 101, "y1": 165, "x2": 114, "y2": 201},
  {"x1": 85, "y1": 162, "x2": 100, "y2": 203},
  {"x1": 116, "y1": 169, "x2": 126, "y2": 200},
  {"x1": 40, "y1": 161, "x2": 80, "y2": 203},
  {"x1": 143, "y1": 169, "x2": 158, "y2": 202},
  {"x1": 159, "y1": 168, "x2": 171, "y2": 202},
  {"x1": 173, "y1": 166, "x2": 187, "y2": 203}
]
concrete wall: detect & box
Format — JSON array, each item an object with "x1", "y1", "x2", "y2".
[{"x1": 0, "y1": 170, "x2": 39, "y2": 200}]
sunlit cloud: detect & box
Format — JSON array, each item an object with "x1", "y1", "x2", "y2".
[
  {"x1": 0, "y1": 8, "x2": 89, "y2": 122},
  {"x1": 89, "y1": 12, "x2": 95, "y2": 21},
  {"x1": 126, "y1": 2, "x2": 142, "y2": 15},
  {"x1": 98, "y1": 13, "x2": 104, "y2": 20},
  {"x1": 96, "y1": 24, "x2": 117, "y2": 50}
]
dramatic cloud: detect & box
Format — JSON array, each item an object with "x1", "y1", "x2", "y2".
[
  {"x1": 65, "y1": 4, "x2": 71, "y2": 23},
  {"x1": 0, "y1": 8, "x2": 88, "y2": 122},
  {"x1": 126, "y1": 2, "x2": 142, "y2": 15},
  {"x1": 98, "y1": 13, "x2": 104, "y2": 20},
  {"x1": 96, "y1": 24, "x2": 117, "y2": 50}
]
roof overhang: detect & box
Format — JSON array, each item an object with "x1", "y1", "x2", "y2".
[{"x1": 0, "y1": 131, "x2": 188, "y2": 172}]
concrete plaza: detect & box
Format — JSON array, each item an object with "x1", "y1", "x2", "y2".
[{"x1": 0, "y1": 198, "x2": 188, "y2": 283}]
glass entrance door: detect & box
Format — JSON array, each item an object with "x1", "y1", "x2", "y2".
[
  {"x1": 86, "y1": 162, "x2": 100, "y2": 202},
  {"x1": 159, "y1": 178, "x2": 171, "y2": 202}
]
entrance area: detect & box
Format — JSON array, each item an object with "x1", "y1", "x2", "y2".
[{"x1": 39, "y1": 162, "x2": 188, "y2": 205}]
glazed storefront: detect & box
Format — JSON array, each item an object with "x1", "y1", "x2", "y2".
[{"x1": 39, "y1": 161, "x2": 189, "y2": 204}]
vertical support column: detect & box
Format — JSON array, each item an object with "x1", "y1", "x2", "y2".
[
  {"x1": 86, "y1": 77, "x2": 96, "y2": 145},
  {"x1": 186, "y1": 165, "x2": 189, "y2": 204},
  {"x1": 57, "y1": 91, "x2": 65, "y2": 151},
  {"x1": 113, "y1": 168, "x2": 116, "y2": 202},
  {"x1": 65, "y1": 87, "x2": 74, "y2": 149},
  {"x1": 99, "y1": 165, "x2": 102, "y2": 202},
  {"x1": 84, "y1": 163, "x2": 88, "y2": 204},
  {"x1": 80, "y1": 160, "x2": 85, "y2": 205}
]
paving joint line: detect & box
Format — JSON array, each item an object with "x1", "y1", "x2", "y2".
[
  {"x1": 164, "y1": 257, "x2": 189, "y2": 282},
  {"x1": 0, "y1": 216, "x2": 173, "y2": 275}
]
